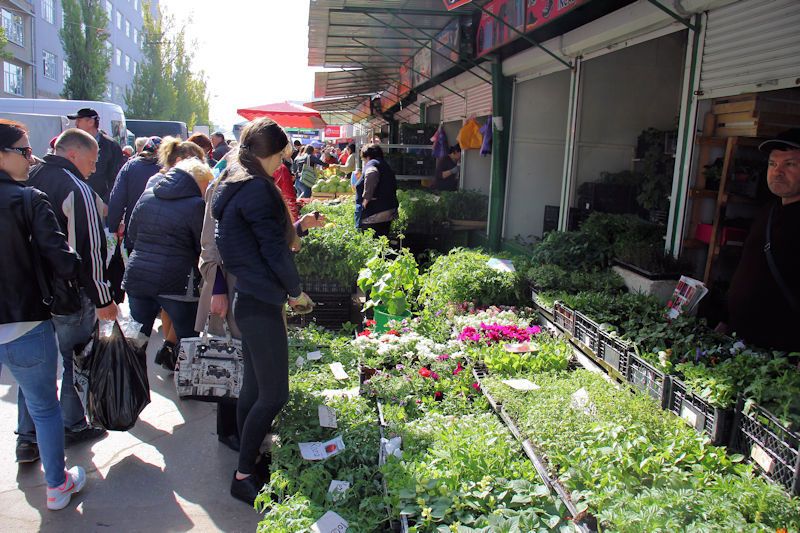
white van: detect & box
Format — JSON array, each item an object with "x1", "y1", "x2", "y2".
[{"x1": 0, "y1": 98, "x2": 127, "y2": 146}]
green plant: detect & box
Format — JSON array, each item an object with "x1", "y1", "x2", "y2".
[
  {"x1": 471, "y1": 334, "x2": 571, "y2": 376},
  {"x1": 530, "y1": 231, "x2": 608, "y2": 270},
  {"x1": 439, "y1": 189, "x2": 489, "y2": 220},
  {"x1": 526, "y1": 263, "x2": 625, "y2": 294},
  {"x1": 358, "y1": 248, "x2": 419, "y2": 316}
]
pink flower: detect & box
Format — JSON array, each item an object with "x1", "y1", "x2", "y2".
[
  {"x1": 458, "y1": 327, "x2": 480, "y2": 342},
  {"x1": 437, "y1": 354, "x2": 451, "y2": 361},
  {"x1": 433, "y1": 391, "x2": 443, "y2": 401},
  {"x1": 527, "y1": 325, "x2": 542, "y2": 336},
  {"x1": 471, "y1": 382, "x2": 481, "y2": 391},
  {"x1": 453, "y1": 362, "x2": 464, "y2": 375},
  {"x1": 430, "y1": 371, "x2": 440, "y2": 380}
]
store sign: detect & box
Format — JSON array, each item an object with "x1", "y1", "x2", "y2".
[
  {"x1": 476, "y1": 0, "x2": 588, "y2": 57},
  {"x1": 324, "y1": 126, "x2": 342, "y2": 138},
  {"x1": 443, "y1": 0, "x2": 473, "y2": 10},
  {"x1": 412, "y1": 46, "x2": 432, "y2": 87},
  {"x1": 431, "y1": 19, "x2": 461, "y2": 78}
]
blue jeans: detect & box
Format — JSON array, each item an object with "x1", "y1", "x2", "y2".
[
  {"x1": 295, "y1": 181, "x2": 312, "y2": 198},
  {"x1": 1, "y1": 321, "x2": 67, "y2": 488},
  {"x1": 128, "y1": 295, "x2": 199, "y2": 340},
  {"x1": 18, "y1": 291, "x2": 95, "y2": 441}
]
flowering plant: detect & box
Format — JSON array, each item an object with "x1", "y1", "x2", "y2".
[{"x1": 458, "y1": 322, "x2": 542, "y2": 345}]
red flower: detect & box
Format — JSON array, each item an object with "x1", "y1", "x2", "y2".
[
  {"x1": 365, "y1": 319, "x2": 376, "y2": 327},
  {"x1": 471, "y1": 382, "x2": 481, "y2": 391},
  {"x1": 358, "y1": 329, "x2": 371, "y2": 337},
  {"x1": 418, "y1": 367, "x2": 432, "y2": 378},
  {"x1": 387, "y1": 329, "x2": 400, "y2": 336},
  {"x1": 453, "y1": 362, "x2": 464, "y2": 375},
  {"x1": 433, "y1": 391, "x2": 443, "y2": 401}
]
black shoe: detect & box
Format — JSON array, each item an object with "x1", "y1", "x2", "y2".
[
  {"x1": 15, "y1": 441, "x2": 40, "y2": 463},
  {"x1": 154, "y1": 341, "x2": 176, "y2": 368},
  {"x1": 218, "y1": 433, "x2": 241, "y2": 452},
  {"x1": 253, "y1": 452, "x2": 272, "y2": 484},
  {"x1": 230, "y1": 471, "x2": 264, "y2": 506},
  {"x1": 65, "y1": 426, "x2": 107, "y2": 447}
]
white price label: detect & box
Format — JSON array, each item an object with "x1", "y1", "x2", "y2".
[
  {"x1": 501, "y1": 379, "x2": 540, "y2": 391},
  {"x1": 750, "y1": 444, "x2": 775, "y2": 474},
  {"x1": 571, "y1": 388, "x2": 590, "y2": 410},
  {"x1": 330, "y1": 362, "x2": 349, "y2": 380},
  {"x1": 295, "y1": 356, "x2": 306, "y2": 368},
  {"x1": 318, "y1": 405, "x2": 338, "y2": 428},
  {"x1": 328, "y1": 480, "x2": 351, "y2": 500},
  {"x1": 310, "y1": 510, "x2": 349, "y2": 533},
  {"x1": 503, "y1": 343, "x2": 538, "y2": 353},
  {"x1": 299, "y1": 436, "x2": 346, "y2": 461},
  {"x1": 680, "y1": 403, "x2": 700, "y2": 429},
  {"x1": 307, "y1": 350, "x2": 323, "y2": 361}
]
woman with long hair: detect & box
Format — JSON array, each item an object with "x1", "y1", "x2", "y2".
[{"x1": 212, "y1": 118, "x2": 313, "y2": 504}]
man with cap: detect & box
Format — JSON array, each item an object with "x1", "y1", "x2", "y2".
[
  {"x1": 722, "y1": 128, "x2": 800, "y2": 352},
  {"x1": 211, "y1": 131, "x2": 230, "y2": 162},
  {"x1": 68, "y1": 108, "x2": 124, "y2": 204}
]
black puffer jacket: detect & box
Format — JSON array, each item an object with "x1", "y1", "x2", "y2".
[
  {"x1": 212, "y1": 171, "x2": 301, "y2": 305},
  {"x1": 123, "y1": 168, "x2": 204, "y2": 298},
  {"x1": 0, "y1": 172, "x2": 80, "y2": 324}
]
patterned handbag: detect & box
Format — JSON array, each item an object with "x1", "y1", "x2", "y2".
[{"x1": 175, "y1": 318, "x2": 243, "y2": 402}]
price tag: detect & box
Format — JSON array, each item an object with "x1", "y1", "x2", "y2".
[
  {"x1": 299, "y1": 436, "x2": 346, "y2": 461},
  {"x1": 328, "y1": 480, "x2": 351, "y2": 500},
  {"x1": 330, "y1": 362, "x2": 349, "y2": 380},
  {"x1": 318, "y1": 405, "x2": 338, "y2": 428},
  {"x1": 750, "y1": 444, "x2": 775, "y2": 474},
  {"x1": 431, "y1": 195, "x2": 440, "y2": 203},
  {"x1": 486, "y1": 258, "x2": 515, "y2": 273},
  {"x1": 680, "y1": 402, "x2": 703, "y2": 430},
  {"x1": 307, "y1": 350, "x2": 323, "y2": 361},
  {"x1": 571, "y1": 388, "x2": 590, "y2": 410},
  {"x1": 295, "y1": 356, "x2": 306, "y2": 368},
  {"x1": 501, "y1": 379, "x2": 540, "y2": 391},
  {"x1": 310, "y1": 510, "x2": 349, "y2": 533}
]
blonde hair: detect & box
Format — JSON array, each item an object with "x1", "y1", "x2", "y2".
[
  {"x1": 158, "y1": 136, "x2": 205, "y2": 170},
  {"x1": 174, "y1": 157, "x2": 213, "y2": 192},
  {"x1": 134, "y1": 137, "x2": 148, "y2": 153}
]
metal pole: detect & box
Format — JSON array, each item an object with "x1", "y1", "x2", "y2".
[
  {"x1": 645, "y1": 0, "x2": 699, "y2": 31},
  {"x1": 487, "y1": 60, "x2": 512, "y2": 251}
]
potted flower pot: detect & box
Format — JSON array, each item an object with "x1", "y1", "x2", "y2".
[{"x1": 373, "y1": 305, "x2": 412, "y2": 333}]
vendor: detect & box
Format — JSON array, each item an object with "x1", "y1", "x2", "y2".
[
  {"x1": 434, "y1": 144, "x2": 461, "y2": 191},
  {"x1": 723, "y1": 128, "x2": 800, "y2": 352}
]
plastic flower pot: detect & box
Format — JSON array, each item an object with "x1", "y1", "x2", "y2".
[{"x1": 373, "y1": 305, "x2": 411, "y2": 333}]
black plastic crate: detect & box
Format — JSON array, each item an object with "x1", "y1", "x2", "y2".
[
  {"x1": 627, "y1": 352, "x2": 670, "y2": 408},
  {"x1": 402, "y1": 154, "x2": 434, "y2": 176},
  {"x1": 731, "y1": 397, "x2": 800, "y2": 496},
  {"x1": 552, "y1": 301, "x2": 576, "y2": 336},
  {"x1": 300, "y1": 277, "x2": 354, "y2": 294},
  {"x1": 668, "y1": 378, "x2": 734, "y2": 446},
  {"x1": 574, "y1": 312, "x2": 600, "y2": 354},
  {"x1": 288, "y1": 291, "x2": 352, "y2": 330},
  {"x1": 597, "y1": 331, "x2": 631, "y2": 379},
  {"x1": 383, "y1": 152, "x2": 404, "y2": 175}
]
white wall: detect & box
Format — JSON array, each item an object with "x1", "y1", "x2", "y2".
[
  {"x1": 503, "y1": 69, "x2": 571, "y2": 241},
  {"x1": 461, "y1": 115, "x2": 492, "y2": 194}
]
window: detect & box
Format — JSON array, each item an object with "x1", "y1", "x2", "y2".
[
  {"x1": 114, "y1": 84, "x2": 122, "y2": 102},
  {"x1": 115, "y1": 47, "x2": 121, "y2": 67},
  {"x1": 133, "y1": 28, "x2": 137, "y2": 44},
  {"x1": 105, "y1": 0, "x2": 112, "y2": 16},
  {"x1": 105, "y1": 82, "x2": 112, "y2": 99},
  {"x1": 124, "y1": 19, "x2": 130, "y2": 37},
  {"x1": 116, "y1": 10, "x2": 121, "y2": 29},
  {"x1": 104, "y1": 40, "x2": 112, "y2": 59},
  {"x1": 63, "y1": 60, "x2": 71, "y2": 81},
  {"x1": 42, "y1": 50, "x2": 56, "y2": 80},
  {"x1": 2, "y1": 9, "x2": 24, "y2": 46},
  {"x1": 42, "y1": 0, "x2": 54, "y2": 24},
  {"x1": 132, "y1": 60, "x2": 137, "y2": 75},
  {"x1": 124, "y1": 54, "x2": 130, "y2": 72},
  {"x1": 4, "y1": 62, "x2": 24, "y2": 96},
  {"x1": 134, "y1": 0, "x2": 139, "y2": 10}
]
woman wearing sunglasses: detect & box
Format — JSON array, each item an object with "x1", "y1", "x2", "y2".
[{"x1": 0, "y1": 119, "x2": 88, "y2": 510}]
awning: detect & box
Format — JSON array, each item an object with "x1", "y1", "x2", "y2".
[{"x1": 236, "y1": 101, "x2": 327, "y2": 129}]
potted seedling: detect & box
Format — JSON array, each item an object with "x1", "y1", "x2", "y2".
[{"x1": 357, "y1": 248, "x2": 419, "y2": 332}]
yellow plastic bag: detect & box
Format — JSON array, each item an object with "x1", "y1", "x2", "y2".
[{"x1": 456, "y1": 118, "x2": 483, "y2": 150}]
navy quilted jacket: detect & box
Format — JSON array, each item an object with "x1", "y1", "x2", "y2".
[
  {"x1": 212, "y1": 172, "x2": 301, "y2": 305},
  {"x1": 123, "y1": 167, "x2": 204, "y2": 298},
  {"x1": 106, "y1": 155, "x2": 162, "y2": 249}
]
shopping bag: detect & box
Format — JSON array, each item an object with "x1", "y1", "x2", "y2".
[
  {"x1": 78, "y1": 320, "x2": 150, "y2": 431},
  {"x1": 174, "y1": 318, "x2": 243, "y2": 402}
]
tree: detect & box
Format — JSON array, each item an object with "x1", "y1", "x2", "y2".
[
  {"x1": 125, "y1": 4, "x2": 209, "y2": 130},
  {"x1": 0, "y1": 27, "x2": 11, "y2": 61},
  {"x1": 60, "y1": 0, "x2": 110, "y2": 100}
]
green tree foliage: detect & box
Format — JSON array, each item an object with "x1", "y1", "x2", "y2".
[
  {"x1": 125, "y1": 4, "x2": 209, "y2": 130},
  {"x1": 60, "y1": 0, "x2": 110, "y2": 100},
  {"x1": 0, "y1": 27, "x2": 11, "y2": 61}
]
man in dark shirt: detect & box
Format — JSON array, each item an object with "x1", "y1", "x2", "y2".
[
  {"x1": 211, "y1": 131, "x2": 230, "y2": 162},
  {"x1": 68, "y1": 108, "x2": 123, "y2": 204},
  {"x1": 434, "y1": 144, "x2": 461, "y2": 191},
  {"x1": 725, "y1": 128, "x2": 800, "y2": 352}
]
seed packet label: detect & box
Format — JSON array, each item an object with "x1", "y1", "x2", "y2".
[
  {"x1": 307, "y1": 350, "x2": 323, "y2": 361},
  {"x1": 310, "y1": 510, "x2": 349, "y2": 533},
  {"x1": 299, "y1": 436, "x2": 346, "y2": 461},
  {"x1": 750, "y1": 444, "x2": 775, "y2": 474},
  {"x1": 486, "y1": 258, "x2": 515, "y2": 273},
  {"x1": 295, "y1": 356, "x2": 306, "y2": 368},
  {"x1": 318, "y1": 387, "x2": 360, "y2": 400},
  {"x1": 501, "y1": 379, "x2": 540, "y2": 391},
  {"x1": 504, "y1": 343, "x2": 537, "y2": 353},
  {"x1": 318, "y1": 405, "x2": 338, "y2": 428},
  {"x1": 330, "y1": 362, "x2": 349, "y2": 380},
  {"x1": 328, "y1": 480, "x2": 351, "y2": 498}
]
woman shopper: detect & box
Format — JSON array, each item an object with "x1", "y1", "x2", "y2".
[
  {"x1": 187, "y1": 133, "x2": 218, "y2": 167},
  {"x1": 293, "y1": 145, "x2": 328, "y2": 198},
  {"x1": 212, "y1": 118, "x2": 313, "y2": 505},
  {"x1": 355, "y1": 143, "x2": 399, "y2": 238},
  {"x1": 331, "y1": 143, "x2": 357, "y2": 186},
  {"x1": 0, "y1": 120, "x2": 88, "y2": 510},
  {"x1": 124, "y1": 156, "x2": 211, "y2": 370}
]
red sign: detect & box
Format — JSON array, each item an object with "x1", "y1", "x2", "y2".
[
  {"x1": 442, "y1": 0, "x2": 473, "y2": 10},
  {"x1": 476, "y1": 0, "x2": 588, "y2": 57},
  {"x1": 324, "y1": 126, "x2": 342, "y2": 138}
]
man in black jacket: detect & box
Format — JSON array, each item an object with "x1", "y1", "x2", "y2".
[
  {"x1": 68, "y1": 108, "x2": 124, "y2": 204},
  {"x1": 20, "y1": 129, "x2": 119, "y2": 457}
]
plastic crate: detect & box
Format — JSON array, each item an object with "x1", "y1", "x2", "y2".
[
  {"x1": 574, "y1": 312, "x2": 600, "y2": 354},
  {"x1": 530, "y1": 285, "x2": 553, "y2": 314},
  {"x1": 668, "y1": 378, "x2": 734, "y2": 446},
  {"x1": 300, "y1": 277, "x2": 354, "y2": 294},
  {"x1": 731, "y1": 398, "x2": 800, "y2": 496},
  {"x1": 552, "y1": 301, "x2": 576, "y2": 335},
  {"x1": 288, "y1": 291, "x2": 352, "y2": 330},
  {"x1": 597, "y1": 331, "x2": 631, "y2": 379},
  {"x1": 627, "y1": 352, "x2": 670, "y2": 408}
]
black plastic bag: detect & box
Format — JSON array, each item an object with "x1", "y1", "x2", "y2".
[{"x1": 80, "y1": 321, "x2": 150, "y2": 431}]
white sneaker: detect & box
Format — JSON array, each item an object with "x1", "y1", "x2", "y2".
[{"x1": 46, "y1": 466, "x2": 87, "y2": 510}]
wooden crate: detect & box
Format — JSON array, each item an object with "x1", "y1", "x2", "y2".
[{"x1": 713, "y1": 90, "x2": 800, "y2": 138}]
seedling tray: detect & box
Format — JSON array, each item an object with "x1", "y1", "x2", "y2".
[
  {"x1": 597, "y1": 331, "x2": 631, "y2": 381},
  {"x1": 731, "y1": 397, "x2": 800, "y2": 496},
  {"x1": 668, "y1": 378, "x2": 734, "y2": 446},
  {"x1": 627, "y1": 352, "x2": 670, "y2": 408},
  {"x1": 553, "y1": 301, "x2": 576, "y2": 336},
  {"x1": 574, "y1": 312, "x2": 600, "y2": 355}
]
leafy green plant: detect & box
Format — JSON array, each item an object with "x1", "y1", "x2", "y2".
[
  {"x1": 470, "y1": 334, "x2": 571, "y2": 376},
  {"x1": 357, "y1": 248, "x2": 420, "y2": 316},
  {"x1": 530, "y1": 230, "x2": 608, "y2": 270},
  {"x1": 526, "y1": 263, "x2": 625, "y2": 294},
  {"x1": 439, "y1": 189, "x2": 489, "y2": 220}
]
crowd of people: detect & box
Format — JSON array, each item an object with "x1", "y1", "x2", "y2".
[{"x1": 0, "y1": 108, "x2": 406, "y2": 512}]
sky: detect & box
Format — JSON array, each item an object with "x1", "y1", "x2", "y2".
[{"x1": 161, "y1": 0, "x2": 324, "y2": 132}]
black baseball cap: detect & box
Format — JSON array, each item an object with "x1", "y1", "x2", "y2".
[
  {"x1": 759, "y1": 128, "x2": 800, "y2": 153},
  {"x1": 67, "y1": 107, "x2": 99, "y2": 120}
]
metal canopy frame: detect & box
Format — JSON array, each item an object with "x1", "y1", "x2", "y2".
[{"x1": 645, "y1": 0, "x2": 700, "y2": 32}]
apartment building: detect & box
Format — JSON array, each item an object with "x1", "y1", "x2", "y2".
[{"x1": 1, "y1": 0, "x2": 35, "y2": 98}]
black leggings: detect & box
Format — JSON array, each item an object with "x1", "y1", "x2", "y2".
[
  {"x1": 233, "y1": 292, "x2": 289, "y2": 475},
  {"x1": 360, "y1": 220, "x2": 392, "y2": 238}
]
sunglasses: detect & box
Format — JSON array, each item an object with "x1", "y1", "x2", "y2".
[{"x1": 3, "y1": 146, "x2": 33, "y2": 158}]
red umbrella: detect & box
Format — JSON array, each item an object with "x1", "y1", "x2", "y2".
[{"x1": 236, "y1": 101, "x2": 327, "y2": 129}]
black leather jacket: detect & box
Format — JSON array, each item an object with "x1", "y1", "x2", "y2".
[{"x1": 0, "y1": 172, "x2": 80, "y2": 324}]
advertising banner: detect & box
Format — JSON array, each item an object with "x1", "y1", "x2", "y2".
[
  {"x1": 431, "y1": 18, "x2": 461, "y2": 78},
  {"x1": 399, "y1": 60, "x2": 413, "y2": 96},
  {"x1": 412, "y1": 46, "x2": 432, "y2": 87},
  {"x1": 324, "y1": 125, "x2": 342, "y2": 138}
]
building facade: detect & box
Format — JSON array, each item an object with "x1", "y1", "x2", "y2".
[{"x1": 0, "y1": 0, "x2": 158, "y2": 102}]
